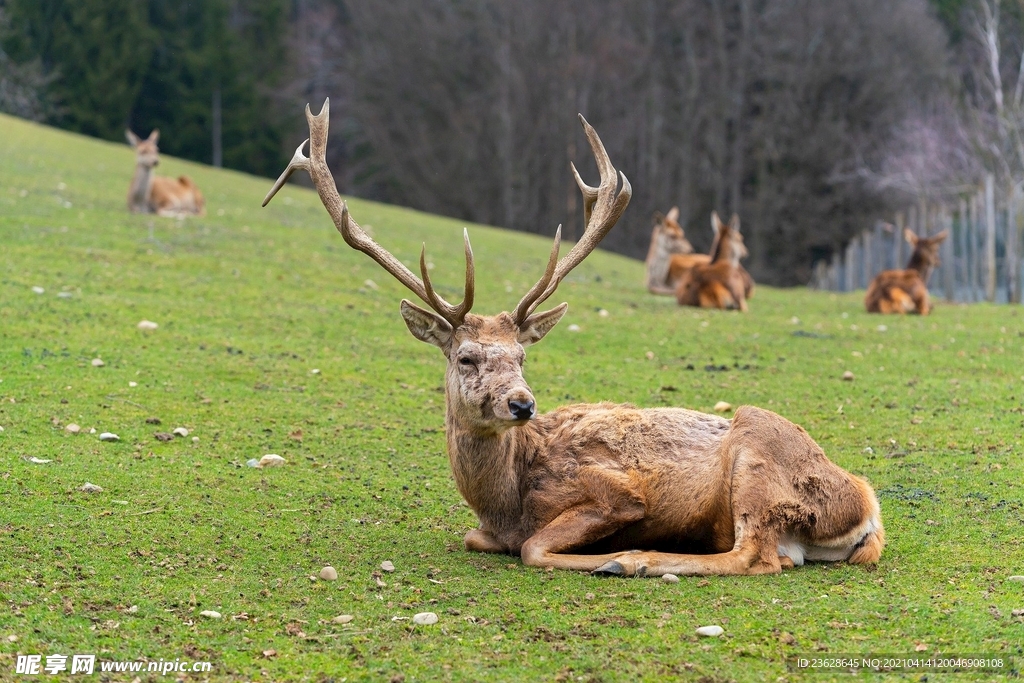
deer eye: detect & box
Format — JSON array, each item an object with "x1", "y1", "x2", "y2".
[{"x1": 458, "y1": 357, "x2": 475, "y2": 366}]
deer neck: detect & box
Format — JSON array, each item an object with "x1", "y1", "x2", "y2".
[
  {"x1": 444, "y1": 396, "x2": 528, "y2": 535},
  {"x1": 129, "y1": 162, "x2": 153, "y2": 210},
  {"x1": 905, "y1": 251, "x2": 932, "y2": 283},
  {"x1": 645, "y1": 228, "x2": 672, "y2": 287}
]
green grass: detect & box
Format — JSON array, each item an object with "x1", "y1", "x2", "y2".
[{"x1": 1, "y1": 111, "x2": 1022, "y2": 682}]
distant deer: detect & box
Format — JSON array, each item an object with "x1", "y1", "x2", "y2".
[
  {"x1": 675, "y1": 212, "x2": 754, "y2": 311},
  {"x1": 264, "y1": 100, "x2": 883, "y2": 577},
  {"x1": 645, "y1": 207, "x2": 710, "y2": 295},
  {"x1": 865, "y1": 228, "x2": 948, "y2": 314},
  {"x1": 125, "y1": 129, "x2": 205, "y2": 217}
]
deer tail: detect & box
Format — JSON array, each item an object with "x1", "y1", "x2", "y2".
[{"x1": 699, "y1": 281, "x2": 734, "y2": 309}]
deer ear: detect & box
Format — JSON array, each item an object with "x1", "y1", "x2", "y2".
[
  {"x1": 400, "y1": 300, "x2": 452, "y2": 350},
  {"x1": 518, "y1": 303, "x2": 568, "y2": 346},
  {"x1": 904, "y1": 228, "x2": 918, "y2": 246},
  {"x1": 126, "y1": 130, "x2": 140, "y2": 147},
  {"x1": 729, "y1": 213, "x2": 740, "y2": 232},
  {"x1": 148, "y1": 129, "x2": 160, "y2": 143},
  {"x1": 666, "y1": 206, "x2": 680, "y2": 223},
  {"x1": 711, "y1": 211, "x2": 723, "y2": 235},
  {"x1": 932, "y1": 229, "x2": 949, "y2": 244}
]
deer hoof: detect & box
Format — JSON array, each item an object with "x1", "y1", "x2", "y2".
[{"x1": 592, "y1": 561, "x2": 626, "y2": 576}]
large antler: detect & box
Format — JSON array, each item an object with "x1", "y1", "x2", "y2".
[
  {"x1": 263, "y1": 99, "x2": 474, "y2": 329},
  {"x1": 512, "y1": 115, "x2": 631, "y2": 325}
]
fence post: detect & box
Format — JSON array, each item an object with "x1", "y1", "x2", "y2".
[
  {"x1": 985, "y1": 174, "x2": 997, "y2": 301},
  {"x1": 894, "y1": 212, "x2": 905, "y2": 268},
  {"x1": 844, "y1": 241, "x2": 855, "y2": 292},
  {"x1": 861, "y1": 230, "x2": 872, "y2": 288},
  {"x1": 942, "y1": 207, "x2": 955, "y2": 302},
  {"x1": 1009, "y1": 186, "x2": 1021, "y2": 303},
  {"x1": 831, "y1": 250, "x2": 841, "y2": 291}
]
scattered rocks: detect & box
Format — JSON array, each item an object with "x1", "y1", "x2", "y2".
[
  {"x1": 412, "y1": 612, "x2": 438, "y2": 625},
  {"x1": 99, "y1": 432, "x2": 120, "y2": 442},
  {"x1": 65, "y1": 423, "x2": 81, "y2": 434},
  {"x1": 137, "y1": 320, "x2": 159, "y2": 331},
  {"x1": 91, "y1": 358, "x2": 105, "y2": 367},
  {"x1": 154, "y1": 432, "x2": 174, "y2": 442},
  {"x1": 662, "y1": 573, "x2": 680, "y2": 583},
  {"x1": 713, "y1": 401, "x2": 733, "y2": 413},
  {"x1": 319, "y1": 566, "x2": 339, "y2": 581},
  {"x1": 172, "y1": 427, "x2": 189, "y2": 437},
  {"x1": 841, "y1": 371, "x2": 855, "y2": 381},
  {"x1": 380, "y1": 561, "x2": 395, "y2": 573},
  {"x1": 332, "y1": 614, "x2": 354, "y2": 624},
  {"x1": 696, "y1": 625, "x2": 724, "y2": 637},
  {"x1": 199, "y1": 610, "x2": 222, "y2": 619},
  {"x1": 258, "y1": 454, "x2": 286, "y2": 468},
  {"x1": 80, "y1": 483, "x2": 103, "y2": 493}
]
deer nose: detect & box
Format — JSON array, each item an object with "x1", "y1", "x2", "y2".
[{"x1": 509, "y1": 399, "x2": 535, "y2": 420}]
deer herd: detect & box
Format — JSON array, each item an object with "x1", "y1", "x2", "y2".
[{"x1": 119, "y1": 100, "x2": 967, "y2": 577}]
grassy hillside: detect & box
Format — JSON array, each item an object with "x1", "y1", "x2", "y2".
[{"x1": 1, "y1": 111, "x2": 1022, "y2": 682}]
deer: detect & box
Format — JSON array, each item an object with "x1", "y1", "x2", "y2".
[
  {"x1": 645, "y1": 207, "x2": 709, "y2": 295},
  {"x1": 865, "y1": 228, "x2": 948, "y2": 315},
  {"x1": 264, "y1": 99, "x2": 884, "y2": 577},
  {"x1": 674, "y1": 212, "x2": 754, "y2": 311},
  {"x1": 125, "y1": 129, "x2": 206, "y2": 217}
]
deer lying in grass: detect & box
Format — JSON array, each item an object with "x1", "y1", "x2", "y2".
[
  {"x1": 264, "y1": 100, "x2": 884, "y2": 576},
  {"x1": 645, "y1": 207, "x2": 709, "y2": 295},
  {"x1": 865, "y1": 228, "x2": 948, "y2": 315},
  {"x1": 675, "y1": 212, "x2": 754, "y2": 311},
  {"x1": 126, "y1": 129, "x2": 205, "y2": 217}
]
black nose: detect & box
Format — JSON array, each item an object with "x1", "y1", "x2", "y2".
[{"x1": 509, "y1": 399, "x2": 535, "y2": 420}]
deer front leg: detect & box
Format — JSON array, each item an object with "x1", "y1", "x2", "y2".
[
  {"x1": 464, "y1": 528, "x2": 506, "y2": 554},
  {"x1": 520, "y1": 502, "x2": 646, "y2": 572}
]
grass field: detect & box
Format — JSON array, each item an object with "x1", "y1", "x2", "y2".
[{"x1": 1, "y1": 111, "x2": 1023, "y2": 682}]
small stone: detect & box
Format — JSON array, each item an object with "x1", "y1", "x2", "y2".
[
  {"x1": 80, "y1": 483, "x2": 103, "y2": 493},
  {"x1": 91, "y1": 358, "x2": 105, "y2": 367},
  {"x1": 262, "y1": 649, "x2": 277, "y2": 658},
  {"x1": 598, "y1": 309, "x2": 609, "y2": 317},
  {"x1": 137, "y1": 320, "x2": 159, "y2": 331},
  {"x1": 199, "y1": 610, "x2": 222, "y2": 619},
  {"x1": 7, "y1": 635, "x2": 17, "y2": 642},
  {"x1": 662, "y1": 573, "x2": 680, "y2": 583},
  {"x1": 363, "y1": 279, "x2": 379, "y2": 290},
  {"x1": 696, "y1": 625, "x2": 724, "y2": 637},
  {"x1": 65, "y1": 423, "x2": 81, "y2": 434},
  {"x1": 127, "y1": 605, "x2": 139, "y2": 614},
  {"x1": 584, "y1": 593, "x2": 595, "y2": 600},
  {"x1": 32, "y1": 286, "x2": 45, "y2": 294},
  {"x1": 779, "y1": 631, "x2": 796, "y2": 645},
  {"x1": 29, "y1": 457, "x2": 52, "y2": 464},
  {"x1": 57, "y1": 291, "x2": 73, "y2": 299},
  {"x1": 380, "y1": 561, "x2": 395, "y2": 573},
  {"x1": 790, "y1": 316, "x2": 800, "y2": 324},
  {"x1": 128, "y1": 381, "x2": 137, "y2": 387},
  {"x1": 0, "y1": 426, "x2": 4, "y2": 433},
  {"x1": 863, "y1": 446, "x2": 874, "y2": 454},
  {"x1": 154, "y1": 432, "x2": 174, "y2": 442},
  {"x1": 1012, "y1": 609, "x2": 1024, "y2": 617},
  {"x1": 172, "y1": 427, "x2": 189, "y2": 437},
  {"x1": 89, "y1": 428, "x2": 96, "y2": 434},
  {"x1": 192, "y1": 436, "x2": 199, "y2": 443},
  {"x1": 99, "y1": 432, "x2": 119, "y2": 442},
  {"x1": 876, "y1": 324, "x2": 888, "y2": 332},
  {"x1": 567, "y1": 324, "x2": 581, "y2": 332},
  {"x1": 645, "y1": 351, "x2": 655, "y2": 360},
  {"x1": 319, "y1": 566, "x2": 339, "y2": 581},
  {"x1": 412, "y1": 612, "x2": 438, "y2": 625},
  {"x1": 311, "y1": 369, "x2": 321, "y2": 375},
  {"x1": 713, "y1": 401, "x2": 732, "y2": 412},
  {"x1": 245, "y1": 458, "x2": 260, "y2": 468},
  {"x1": 258, "y1": 454, "x2": 286, "y2": 468},
  {"x1": 332, "y1": 614, "x2": 354, "y2": 624},
  {"x1": 841, "y1": 371, "x2": 854, "y2": 381},
  {"x1": 1008, "y1": 575, "x2": 1024, "y2": 582}
]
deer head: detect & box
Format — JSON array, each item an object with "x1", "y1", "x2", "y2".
[
  {"x1": 904, "y1": 228, "x2": 948, "y2": 283},
  {"x1": 264, "y1": 100, "x2": 630, "y2": 435},
  {"x1": 126, "y1": 129, "x2": 161, "y2": 168},
  {"x1": 709, "y1": 211, "x2": 748, "y2": 265},
  {"x1": 651, "y1": 207, "x2": 694, "y2": 255}
]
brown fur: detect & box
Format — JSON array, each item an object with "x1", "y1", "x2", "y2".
[
  {"x1": 865, "y1": 228, "x2": 947, "y2": 315},
  {"x1": 126, "y1": 129, "x2": 206, "y2": 217},
  {"x1": 645, "y1": 207, "x2": 710, "y2": 294},
  {"x1": 675, "y1": 212, "x2": 753, "y2": 312}
]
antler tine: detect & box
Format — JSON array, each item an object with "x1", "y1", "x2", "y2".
[
  {"x1": 513, "y1": 115, "x2": 631, "y2": 323},
  {"x1": 264, "y1": 98, "x2": 474, "y2": 328},
  {"x1": 511, "y1": 226, "x2": 562, "y2": 324},
  {"x1": 419, "y1": 229, "x2": 475, "y2": 328}
]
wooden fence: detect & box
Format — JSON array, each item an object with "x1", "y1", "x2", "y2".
[{"x1": 810, "y1": 174, "x2": 1023, "y2": 304}]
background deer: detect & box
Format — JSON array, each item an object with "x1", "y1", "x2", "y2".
[
  {"x1": 675, "y1": 212, "x2": 754, "y2": 311},
  {"x1": 645, "y1": 207, "x2": 709, "y2": 294},
  {"x1": 126, "y1": 129, "x2": 206, "y2": 217},
  {"x1": 265, "y1": 100, "x2": 883, "y2": 577},
  {"x1": 865, "y1": 228, "x2": 948, "y2": 314}
]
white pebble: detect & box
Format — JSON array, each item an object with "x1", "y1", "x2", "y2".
[
  {"x1": 80, "y1": 483, "x2": 103, "y2": 493},
  {"x1": 412, "y1": 612, "x2": 438, "y2": 625},
  {"x1": 57, "y1": 291, "x2": 73, "y2": 299},
  {"x1": 713, "y1": 401, "x2": 732, "y2": 412},
  {"x1": 259, "y1": 454, "x2": 286, "y2": 468},
  {"x1": 790, "y1": 316, "x2": 800, "y2": 324},
  {"x1": 89, "y1": 428, "x2": 97, "y2": 434},
  {"x1": 245, "y1": 458, "x2": 260, "y2": 468},
  {"x1": 91, "y1": 358, "x2": 105, "y2": 367},
  {"x1": 65, "y1": 423, "x2": 81, "y2": 434},
  {"x1": 99, "y1": 432, "x2": 119, "y2": 442},
  {"x1": 192, "y1": 436, "x2": 199, "y2": 443},
  {"x1": 172, "y1": 427, "x2": 189, "y2": 437},
  {"x1": 876, "y1": 324, "x2": 888, "y2": 332},
  {"x1": 1008, "y1": 575, "x2": 1024, "y2": 582},
  {"x1": 598, "y1": 309, "x2": 609, "y2": 317},
  {"x1": 128, "y1": 381, "x2": 137, "y2": 387},
  {"x1": 0, "y1": 426, "x2": 4, "y2": 433},
  {"x1": 841, "y1": 371, "x2": 854, "y2": 381},
  {"x1": 567, "y1": 324, "x2": 581, "y2": 332},
  {"x1": 319, "y1": 566, "x2": 339, "y2": 581},
  {"x1": 127, "y1": 605, "x2": 139, "y2": 613},
  {"x1": 363, "y1": 279, "x2": 379, "y2": 290},
  {"x1": 662, "y1": 573, "x2": 680, "y2": 583},
  {"x1": 199, "y1": 610, "x2": 222, "y2": 619},
  {"x1": 29, "y1": 457, "x2": 52, "y2": 464},
  {"x1": 863, "y1": 447, "x2": 874, "y2": 454},
  {"x1": 137, "y1": 320, "x2": 159, "y2": 331},
  {"x1": 310, "y1": 369, "x2": 321, "y2": 375},
  {"x1": 332, "y1": 614, "x2": 354, "y2": 624},
  {"x1": 32, "y1": 286, "x2": 45, "y2": 294},
  {"x1": 696, "y1": 625, "x2": 724, "y2": 637},
  {"x1": 380, "y1": 561, "x2": 395, "y2": 572}
]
